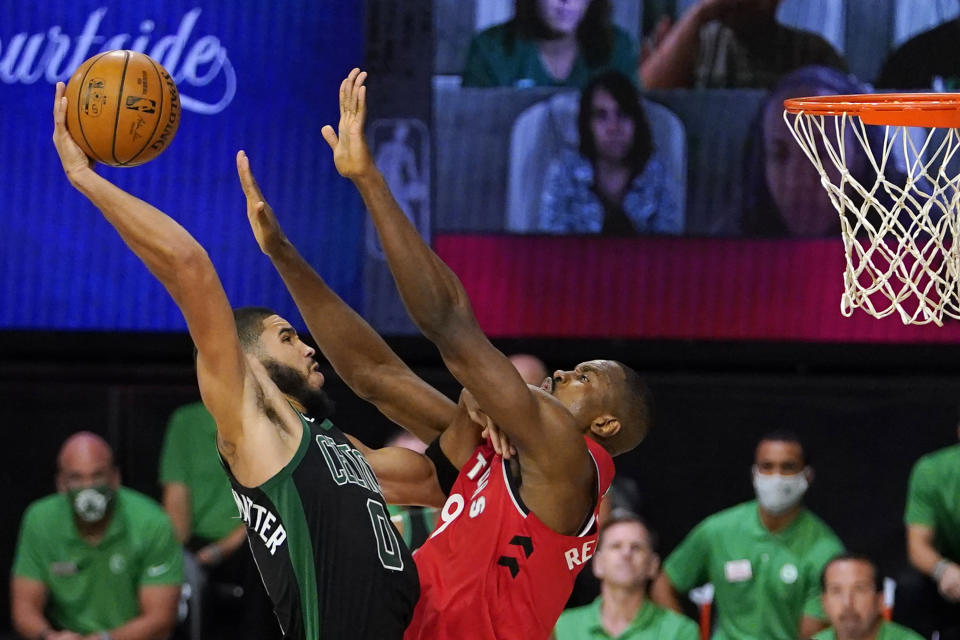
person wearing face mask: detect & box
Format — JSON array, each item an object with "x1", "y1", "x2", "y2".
[
  {"x1": 813, "y1": 553, "x2": 923, "y2": 640},
  {"x1": 11, "y1": 432, "x2": 183, "y2": 640},
  {"x1": 650, "y1": 430, "x2": 843, "y2": 639}
]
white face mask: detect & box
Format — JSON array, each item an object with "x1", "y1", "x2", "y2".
[{"x1": 752, "y1": 467, "x2": 809, "y2": 515}]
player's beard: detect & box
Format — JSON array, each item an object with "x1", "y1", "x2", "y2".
[{"x1": 262, "y1": 359, "x2": 336, "y2": 421}]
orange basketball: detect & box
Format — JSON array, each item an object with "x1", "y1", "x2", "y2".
[{"x1": 64, "y1": 50, "x2": 181, "y2": 167}]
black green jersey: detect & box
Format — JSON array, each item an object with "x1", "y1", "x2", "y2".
[{"x1": 222, "y1": 413, "x2": 419, "y2": 640}]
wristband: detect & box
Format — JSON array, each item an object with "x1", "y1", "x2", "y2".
[
  {"x1": 98, "y1": 631, "x2": 113, "y2": 640},
  {"x1": 934, "y1": 558, "x2": 951, "y2": 582},
  {"x1": 209, "y1": 543, "x2": 224, "y2": 564}
]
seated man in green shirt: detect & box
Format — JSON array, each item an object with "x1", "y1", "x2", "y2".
[
  {"x1": 12, "y1": 431, "x2": 183, "y2": 640},
  {"x1": 554, "y1": 511, "x2": 698, "y2": 640},
  {"x1": 813, "y1": 553, "x2": 923, "y2": 640},
  {"x1": 895, "y1": 421, "x2": 960, "y2": 639},
  {"x1": 160, "y1": 401, "x2": 279, "y2": 640},
  {"x1": 651, "y1": 430, "x2": 844, "y2": 639}
]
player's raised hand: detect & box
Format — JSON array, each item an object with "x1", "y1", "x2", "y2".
[
  {"x1": 52, "y1": 81, "x2": 94, "y2": 180},
  {"x1": 236, "y1": 150, "x2": 289, "y2": 256},
  {"x1": 321, "y1": 68, "x2": 375, "y2": 180},
  {"x1": 460, "y1": 389, "x2": 516, "y2": 459}
]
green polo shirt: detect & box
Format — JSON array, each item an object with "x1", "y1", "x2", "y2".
[
  {"x1": 462, "y1": 23, "x2": 639, "y2": 89},
  {"x1": 554, "y1": 597, "x2": 699, "y2": 640},
  {"x1": 159, "y1": 401, "x2": 240, "y2": 541},
  {"x1": 664, "y1": 501, "x2": 843, "y2": 640},
  {"x1": 905, "y1": 443, "x2": 960, "y2": 562},
  {"x1": 12, "y1": 487, "x2": 184, "y2": 634},
  {"x1": 812, "y1": 620, "x2": 925, "y2": 640}
]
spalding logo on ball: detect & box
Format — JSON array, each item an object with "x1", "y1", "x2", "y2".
[{"x1": 65, "y1": 50, "x2": 181, "y2": 167}]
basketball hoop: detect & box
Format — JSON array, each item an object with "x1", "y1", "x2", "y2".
[{"x1": 783, "y1": 93, "x2": 960, "y2": 326}]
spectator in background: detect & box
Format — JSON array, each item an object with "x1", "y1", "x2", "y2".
[
  {"x1": 538, "y1": 71, "x2": 683, "y2": 235},
  {"x1": 160, "y1": 402, "x2": 279, "y2": 640},
  {"x1": 641, "y1": 0, "x2": 847, "y2": 89},
  {"x1": 554, "y1": 512, "x2": 699, "y2": 640},
  {"x1": 814, "y1": 553, "x2": 923, "y2": 640},
  {"x1": 651, "y1": 430, "x2": 843, "y2": 639},
  {"x1": 509, "y1": 353, "x2": 549, "y2": 385},
  {"x1": 894, "y1": 417, "x2": 960, "y2": 640},
  {"x1": 742, "y1": 66, "x2": 877, "y2": 237},
  {"x1": 12, "y1": 432, "x2": 182, "y2": 640},
  {"x1": 877, "y1": 6, "x2": 960, "y2": 90},
  {"x1": 462, "y1": 0, "x2": 639, "y2": 89}
]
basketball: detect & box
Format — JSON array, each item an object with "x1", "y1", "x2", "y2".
[{"x1": 64, "y1": 50, "x2": 181, "y2": 167}]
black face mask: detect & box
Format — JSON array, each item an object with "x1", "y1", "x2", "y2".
[{"x1": 262, "y1": 359, "x2": 335, "y2": 421}]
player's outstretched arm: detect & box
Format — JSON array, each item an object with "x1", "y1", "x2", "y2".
[
  {"x1": 236, "y1": 150, "x2": 456, "y2": 443},
  {"x1": 322, "y1": 70, "x2": 566, "y2": 460},
  {"x1": 52, "y1": 82, "x2": 247, "y2": 443}
]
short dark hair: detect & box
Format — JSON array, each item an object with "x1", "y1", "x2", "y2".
[
  {"x1": 510, "y1": 0, "x2": 615, "y2": 66},
  {"x1": 233, "y1": 306, "x2": 277, "y2": 352},
  {"x1": 757, "y1": 429, "x2": 807, "y2": 465},
  {"x1": 821, "y1": 552, "x2": 883, "y2": 592},
  {"x1": 578, "y1": 71, "x2": 653, "y2": 173},
  {"x1": 598, "y1": 510, "x2": 658, "y2": 553},
  {"x1": 605, "y1": 361, "x2": 652, "y2": 457}
]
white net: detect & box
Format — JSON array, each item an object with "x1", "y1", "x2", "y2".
[{"x1": 784, "y1": 109, "x2": 960, "y2": 325}]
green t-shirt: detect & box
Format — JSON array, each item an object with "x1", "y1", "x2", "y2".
[
  {"x1": 159, "y1": 401, "x2": 240, "y2": 541},
  {"x1": 812, "y1": 620, "x2": 925, "y2": 640},
  {"x1": 554, "y1": 596, "x2": 699, "y2": 640},
  {"x1": 12, "y1": 487, "x2": 184, "y2": 634},
  {"x1": 462, "y1": 22, "x2": 639, "y2": 89},
  {"x1": 904, "y1": 443, "x2": 960, "y2": 562},
  {"x1": 663, "y1": 501, "x2": 843, "y2": 640}
]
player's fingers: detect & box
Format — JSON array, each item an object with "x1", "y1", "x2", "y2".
[
  {"x1": 352, "y1": 71, "x2": 367, "y2": 113},
  {"x1": 344, "y1": 68, "x2": 360, "y2": 110},
  {"x1": 357, "y1": 85, "x2": 367, "y2": 127},
  {"x1": 339, "y1": 74, "x2": 351, "y2": 113},
  {"x1": 236, "y1": 150, "x2": 264, "y2": 199},
  {"x1": 53, "y1": 82, "x2": 64, "y2": 119},
  {"x1": 321, "y1": 125, "x2": 339, "y2": 150}
]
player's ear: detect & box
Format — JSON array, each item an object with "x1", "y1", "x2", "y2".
[{"x1": 589, "y1": 415, "x2": 621, "y2": 439}]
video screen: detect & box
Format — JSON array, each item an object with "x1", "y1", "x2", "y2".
[{"x1": 425, "y1": 0, "x2": 960, "y2": 342}]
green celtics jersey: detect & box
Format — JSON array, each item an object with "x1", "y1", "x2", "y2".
[
  {"x1": 554, "y1": 597, "x2": 700, "y2": 640},
  {"x1": 905, "y1": 443, "x2": 960, "y2": 562},
  {"x1": 222, "y1": 413, "x2": 418, "y2": 639},
  {"x1": 812, "y1": 620, "x2": 925, "y2": 640},
  {"x1": 663, "y1": 501, "x2": 843, "y2": 640}
]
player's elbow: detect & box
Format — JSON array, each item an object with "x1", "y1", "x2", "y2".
[{"x1": 170, "y1": 245, "x2": 216, "y2": 296}]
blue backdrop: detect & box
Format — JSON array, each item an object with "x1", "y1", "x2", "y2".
[{"x1": 0, "y1": 0, "x2": 365, "y2": 330}]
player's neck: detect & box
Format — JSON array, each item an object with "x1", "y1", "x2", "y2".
[
  {"x1": 600, "y1": 582, "x2": 645, "y2": 633},
  {"x1": 758, "y1": 502, "x2": 802, "y2": 533}
]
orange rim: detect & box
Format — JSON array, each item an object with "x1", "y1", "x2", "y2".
[{"x1": 783, "y1": 93, "x2": 960, "y2": 127}]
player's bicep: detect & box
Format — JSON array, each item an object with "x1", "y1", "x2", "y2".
[{"x1": 348, "y1": 438, "x2": 446, "y2": 507}]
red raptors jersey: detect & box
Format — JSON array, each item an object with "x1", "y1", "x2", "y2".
[{"x1": 404, "y1": 437, "x2": 615, "y2": 640}]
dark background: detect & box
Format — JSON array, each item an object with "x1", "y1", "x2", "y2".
[{"x1": 2, "y1": 334, "x2": 959, "y2": 629}]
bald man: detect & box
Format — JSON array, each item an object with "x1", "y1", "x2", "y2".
[
  {"x1": 12, "y1": 432, "x2": 183, "y2": 640},
  {"x1": 509, "y1": 353, "x2": 549, "y2": 386}
]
